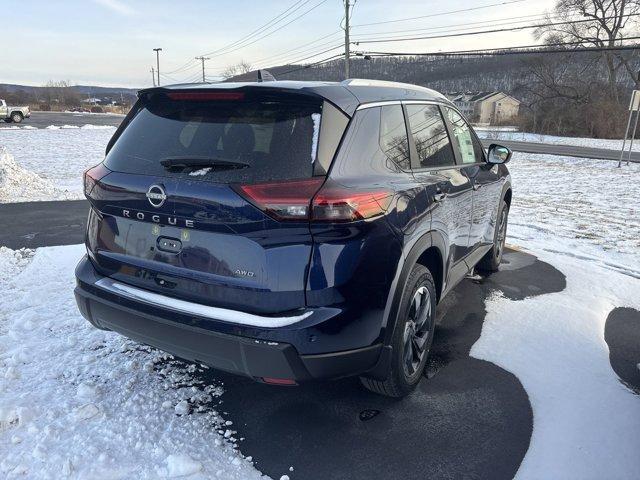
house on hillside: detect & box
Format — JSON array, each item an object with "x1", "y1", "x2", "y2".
[{"x1": 446, "y1": 91, "x2": 520, "y2": 125}]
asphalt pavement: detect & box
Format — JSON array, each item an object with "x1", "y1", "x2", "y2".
[
  {"x1": 480, "y1": 138, "x2": 640, "y2": 163},
  {"x1": 11, "y1": 111, "x2": 124, "y2": 129},
  {"x1": 197, "y1": 249, "x2": 565, "y2": 480},
  {"x1": 0, "y1": 200, "x2": 88, "y2": 249},
  {"x1": 0, "y1": 200, "x2": 638, "y2": 479}
]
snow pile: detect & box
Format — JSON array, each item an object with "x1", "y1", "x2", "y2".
[
  {"x1": 0, "y1": 127, "x2": 114, "y2": 193},
  {"x1": 0, "y1": 125, "x2": 37, "y2": 130},
  {"x1": 0, "y1": 245, "x2": 265, "y2": 479},
  {"x1": 472, "y1": 248, "x2": 640, "y2": 479},
  {"x1": 45, "y1": 124, "x2": 116, "y2": 130},
  {"x1": 0, "y1": 147, "x2": 78, "y2": 203}
]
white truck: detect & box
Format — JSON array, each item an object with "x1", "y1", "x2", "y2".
[{"x1": 0, "y1": 99, "x2": 31, "y2": 123}]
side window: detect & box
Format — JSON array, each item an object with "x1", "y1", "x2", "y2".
[
  {"x1": 445, "y1": 108, "x2": 485, "y2": 164},
  {"x1": 379, "y1": 105, "x2": 410, "y2": 170},
  {"x1": 405, "y1": 104, "x2": 455, "y2": 169}
]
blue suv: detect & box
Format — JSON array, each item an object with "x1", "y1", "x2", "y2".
[{"x1": 74, "y1": 79, "x2": 512, "y2": 397}]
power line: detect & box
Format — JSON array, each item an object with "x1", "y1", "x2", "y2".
[
  {"x1": 352, "y1": 13, "x2": 640, "y2": 45},
  {"x1": 351, "y1": 0, "x2": 525, "y2": 27},
  {"x1": 356, "y1": 38, "x2": 640, "y2": 58},
  {"x1": 200, "y1": 0, "x2": 329, "y2": 60},
  {"x1": 277, "y1": 53, "x2": 345, "y2": 76},
  {"x1": 350, "y1": 13, "x2": 555, "y2": 40},
  {"x1": 200, "y1": 0, "x2": 313, "y2": 57},
  {"x1": 274, "y1": 44, "x2": 344, "y2": 67},
  {"x1": 247, "y1": 30, "x2": 342, "y2": 66},
  {"x1": 164, "y1": 0, "x2": 311, "y2": 75}
]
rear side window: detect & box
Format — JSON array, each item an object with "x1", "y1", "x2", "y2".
[
  {"x1": 405, "y1": 104, "x2": 455, "y2": 169},
  {"x1": 379, "y1": 105, "x2": 410, "y2": 170},
  {"x1": 104, "y1": 95, "x2": 322, "y2": 183},
  {"x1": 445, "y1": 108, "x2": 485, "y2": 164}
]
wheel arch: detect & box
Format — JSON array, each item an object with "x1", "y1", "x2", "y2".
[
  {"x1": 382, "y1": 230, "x2": 447, "y2": 345},
  {"x1": 503, "y1": 186, "x2": 512, "y2": 208},
  {"x1": 366, "y1": 230, "x2": 447, "y2": 380}
]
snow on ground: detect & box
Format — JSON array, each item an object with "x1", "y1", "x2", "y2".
[
  {"x1": 1, "y1": 130, "x2": 639, "y2": 478},
  {"x1": 470, "y1": 151, "x2": 640, "y2": 478},
  {"x1": 472, "y1": 244, "x2": 640, "y2": 479},
  {"x1": 478, "y1": 128, "x2": 640, "y2": 152},
  {"x1": 0, "y1": 245, "x2": 265, "y2": 479},
  {"x1": 0, "y1": 148, "x2": 78, "y2": 203},
  {"x1": 507, "y1": 152, "x2": 640, "y2": 276},
  {"x1": 0, "y1": 127, "x2": 114, "y2": 194}
]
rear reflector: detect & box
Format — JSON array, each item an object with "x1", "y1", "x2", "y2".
[
  {"x1": 167, "y1": 92, "x2": 245, "y2": 101},
  {"x1": 261, "y1": 377, "x2": 297, "y2": 386},
  {"x1": 235, "y1": 178, "x2": 393, "y2": 223}
]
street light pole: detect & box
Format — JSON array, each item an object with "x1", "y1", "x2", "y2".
[{"x1": 153, "y1": 48, "x2": 162, "y2": 86}]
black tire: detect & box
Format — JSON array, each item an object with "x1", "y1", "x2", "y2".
[
  {"x1": 10, "y1": 112, "x2": 23, "y2": 124},
  {"x1": 360, "y1": 264, "x2": 437, "y2": 397},
  {"x1": 3, "y1": 118, "x2": 11, "y2": 123},
  {"x1": 477, "y1": 199, "x2": 509, "y2": 272}
]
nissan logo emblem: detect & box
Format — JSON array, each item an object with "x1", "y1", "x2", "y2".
[{"x1": 146, "y1": 184, "x2": 167, "y2": 208}]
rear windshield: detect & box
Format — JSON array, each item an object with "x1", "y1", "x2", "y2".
[{"x1": 104, "y1": 95, "x2": 322, "y2": 183}]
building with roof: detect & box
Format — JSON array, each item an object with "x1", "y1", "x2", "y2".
[{"x1": 446, "y1": 91, "x2": 520, "y2": 125}]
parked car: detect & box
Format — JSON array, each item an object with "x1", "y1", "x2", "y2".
[
  {"x1": 0, "y1": 99, "x2": 30, "y2": 123},
  {"x1": 75, "y1": 79, "x2": 512, "y2": 397}
]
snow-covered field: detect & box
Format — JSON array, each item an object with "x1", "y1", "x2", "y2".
[
  {"x1": 1, "y1": 128, "x2": 639, "y2": 478},
  {"x1": 507, "y1": 154, "x2": 640, "y2": 275},
  {"x1": 478, "y1": 128, "x2": 640, "y2": 152}
]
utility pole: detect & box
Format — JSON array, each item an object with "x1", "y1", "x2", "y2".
[
  {"x1": 343, "y1": 0, "x2": 351, "y2": 79},
  {"x1": 195, "y1": 56, "x2": 210, "y2": 83},
  {"x1": 153, "y1": 48, "x2": 162, "y2": 86},
  {"x1": 150, "y1": 67, "x2": 156, "y2": 87}
]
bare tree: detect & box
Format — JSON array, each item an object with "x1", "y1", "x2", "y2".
[
  {"x1": 535, "y1": 0, "x2": 640, "y2": 101},
  {"x1": 221, "y1": 61, "x2": 253, "y2": 79}
]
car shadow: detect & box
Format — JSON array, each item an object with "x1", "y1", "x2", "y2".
[
  {"x1": 604, "y1": 307, "x2": 640, "y2": 394},
  {"x1": 190, "y1": 248, "x2": 566, "y2": 480}
]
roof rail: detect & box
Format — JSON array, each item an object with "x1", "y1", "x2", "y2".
[{"x1": 341, "y1": 78, "x2": 412, "y2": 88}]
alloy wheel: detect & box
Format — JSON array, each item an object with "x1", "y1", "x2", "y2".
[
  {"x1": 402, "y1": 286, "x2": 433, "y2": 377},
  {"x1": 495, "y1": 208, "x2": 508, "y2": 259}
]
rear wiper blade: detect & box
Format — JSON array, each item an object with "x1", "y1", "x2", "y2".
[{"x1": 160, "y1": 156, "x2": 250, "y2": 170}]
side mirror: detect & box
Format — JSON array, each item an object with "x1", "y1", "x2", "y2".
[{"x1": 487, "y1": 144, "x2": 512, "y2": 164}]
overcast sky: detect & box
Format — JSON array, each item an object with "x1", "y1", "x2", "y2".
[{"x1": 2, "y1": 0, "x2": 557, "y2": 88}]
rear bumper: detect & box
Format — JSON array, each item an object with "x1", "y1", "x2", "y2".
[{"x1": 74, "y1": 255, "x2": 383, "y2": 382}]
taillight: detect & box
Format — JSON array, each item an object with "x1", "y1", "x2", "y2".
[
  {"x1": 312, "y1": 181, "x2": 393, "y2": 222},
  {"x1": 236, "y1": 178, "x2": 324, "y2": 221},
  {"x1": 83, "y1": 163, "x2": 111, "y2": 197},
  {"x1": 235, "y1": 178, "x2": 393, "y2": 223}
]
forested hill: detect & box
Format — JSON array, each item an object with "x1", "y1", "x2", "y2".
[{"x1": 233, "y1": 50, "x2": 636, "y2": 101}]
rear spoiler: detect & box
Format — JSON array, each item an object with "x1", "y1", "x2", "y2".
[{"x1": 137, "y1": 84, "x2": 359, "y2": 116}]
